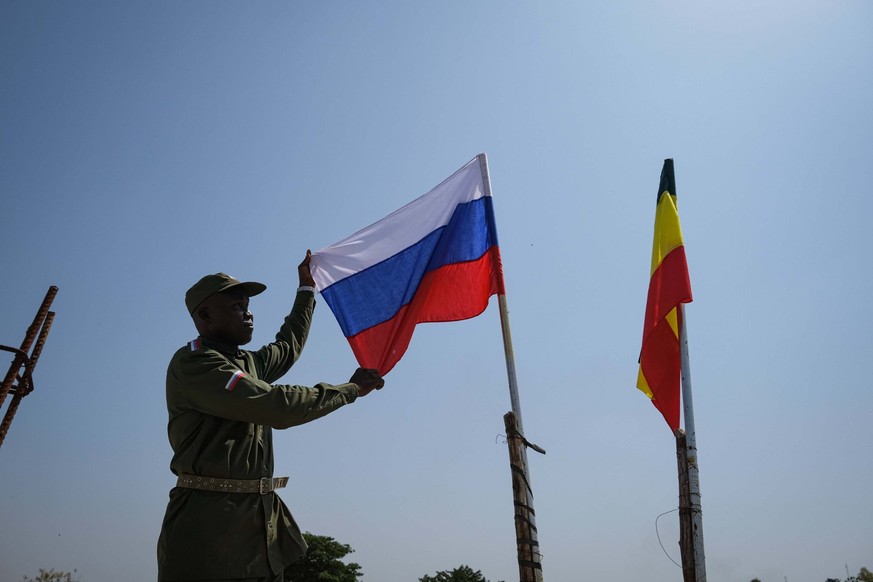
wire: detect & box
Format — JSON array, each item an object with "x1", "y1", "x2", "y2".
[{"x1": 655, "y1": 508, "x2": 682, "y2": 569}]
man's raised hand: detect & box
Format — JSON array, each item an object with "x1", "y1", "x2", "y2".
[{"x1": 298, "y1": 250, "x2": 315, "y2": 288}]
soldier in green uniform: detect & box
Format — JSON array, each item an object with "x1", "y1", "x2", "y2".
[{"x1": 157, "y1": 251, "x2": 383, "y2": 582}]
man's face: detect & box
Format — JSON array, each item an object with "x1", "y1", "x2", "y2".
[{"x1": 199, "y1": 288, "x2": 254, "y2": 347}]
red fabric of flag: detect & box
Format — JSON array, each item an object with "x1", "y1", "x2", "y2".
[{"x1": 636, "y1": 159, "x2": 692, "y2": 432}]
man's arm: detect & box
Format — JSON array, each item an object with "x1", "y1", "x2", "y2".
[
  {"x1": 252, "y1": 251, "x2": 317, "y2": 383},
  {"x1": 170, "y1": 349, "x2": 371, "y2": 429}
]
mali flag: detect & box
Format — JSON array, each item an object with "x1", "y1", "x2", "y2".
[{"x1": 637, "y1": 159, "x2": 692, "y2": 432}]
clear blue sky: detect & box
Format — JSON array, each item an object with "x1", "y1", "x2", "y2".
[{"x1": 1, "y1": 2, "x2": 871, "y2": 581}]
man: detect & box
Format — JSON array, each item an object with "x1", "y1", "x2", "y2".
[{"x1": 157, "y1": 251, "x2": 383, "y2": 582}]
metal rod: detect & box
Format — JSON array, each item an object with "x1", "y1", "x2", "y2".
[
  {"x1": 479, "y1": 152, "x2": 544, "y2": 580},
  {"x1": 22, "y1": 311, "x2": 55, "y2": 387},
  {"x1": 679, "y1": 304, "x2": 706, "y2": 582},
  {"x1": 478, "y1": 153, "x2": 525, "y2": 429},
  {"x1": 0, "y1": 286, "x2": 57, "y2": 409},
  {"x1": 0, "y1": 391, "x2": 24, "y2": 447},
  {"x1": 0, "y1": 288, "x2": 58, "y2": 447}
]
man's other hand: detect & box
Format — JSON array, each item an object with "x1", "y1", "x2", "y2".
[{"x1": 350, "y1": 367, "x2": 385, "y2": 397}]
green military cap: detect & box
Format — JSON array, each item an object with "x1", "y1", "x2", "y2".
[{"x1": 185, "y1": 273, "x2": 267, "y2": 315}]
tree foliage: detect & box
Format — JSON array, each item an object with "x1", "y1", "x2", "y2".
[
  {"x1": 21, "y1": 570, "x2": 79, "y2": 582},
  {"x1": 823, "y1": 567, "x2": 873, "y2": 582},
  {"x1": 419, "y1": 565, "x2": 491, "y2": 582},
  {"x1": 283, "y1": 532, "x2": 362, "y2": 582}
]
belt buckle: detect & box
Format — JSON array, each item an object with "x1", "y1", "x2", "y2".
[{"x1": 259, "y1": 477, "x2": 271, "y2": 494}]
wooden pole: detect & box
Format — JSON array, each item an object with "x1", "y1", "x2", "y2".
[
  {"x1": 675, "y1": 429, "x2": 695, "y2": 582},
  {"x1": 504, "y1": 411, "x2": 543, "y2": 582}
]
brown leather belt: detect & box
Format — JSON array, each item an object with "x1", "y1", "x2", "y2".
[{"x1": 175, "y1": 474, "x2": 289, "y2": 494}]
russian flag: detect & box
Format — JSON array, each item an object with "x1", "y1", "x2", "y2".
[{"x1": 310, "y1": 154, "x2": 505, "y2": 375}]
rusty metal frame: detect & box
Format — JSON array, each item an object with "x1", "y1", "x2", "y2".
[{"x1": 0, "y1": 286, "x2": 58, "y2": 448}]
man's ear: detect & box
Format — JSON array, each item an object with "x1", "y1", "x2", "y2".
[{"x1": 194, "y1": 306, "x2": 211, "y2": 330}]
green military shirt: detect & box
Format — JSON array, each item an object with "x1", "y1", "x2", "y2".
[{"x1": 157, "y1": 290, "x2": 358, "y2": 580}]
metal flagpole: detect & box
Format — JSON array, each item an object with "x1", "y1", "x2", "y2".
[
  {"x1": 679, "y1": 303, "x2": 707, "y2": 582},
  {"x1": 478, "y1": 153, "x2": 525, "y2": 429},
  {"x1": 498, "y1": 292, "x2": 524, "y2": 428},
  {"x1": 478, "y1": 153, "x2": 544, "y2": 581}
]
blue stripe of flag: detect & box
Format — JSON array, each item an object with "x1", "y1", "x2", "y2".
[{"x1": 321, "y1": 196, "x2": 499, "y2": 337}]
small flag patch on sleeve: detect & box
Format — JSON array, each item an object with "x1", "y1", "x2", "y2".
[{"x1": 225, "y1": 370, "x2": 245, "y2": 391}]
